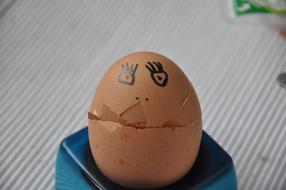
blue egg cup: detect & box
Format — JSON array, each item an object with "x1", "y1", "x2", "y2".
[{"x1": 55, "y1": 127, "x2": 237, "y2": 190}]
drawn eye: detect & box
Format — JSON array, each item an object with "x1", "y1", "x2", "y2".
[
  {"x1": 145, "y1": 62, "x2": 168, "y2": 87},
  {"x1": 118, "y1": 63, "x2": 138, "y2": 85}
]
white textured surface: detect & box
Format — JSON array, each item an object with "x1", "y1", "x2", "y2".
[{"x1": 0, "y1": 0, "x2": 286, "y2": 189}]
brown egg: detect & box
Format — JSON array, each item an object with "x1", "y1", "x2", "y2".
[{"x1": 88, "y1": 52, "x2": 202, "y2": 189}]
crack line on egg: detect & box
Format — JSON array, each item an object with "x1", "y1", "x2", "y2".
[
  {"x1": 119, "y1": 101, "x2": 141, "y2": 117},
  {"x1": 88, "y1": 86, "x2": 194, "y2": 130},
  {"x1": 161, "y1": 86, "x2": 192, "y2": 126},
  {"x1": 88, "y1": 112, "x2": 188, "y2": 130}
]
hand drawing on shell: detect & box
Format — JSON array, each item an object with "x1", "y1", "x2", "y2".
[
  {"x1": 88, "y1": 52, "x2": 202, "y2": 189},
  {"x1": 117, "y1": 63, "x2": 138, "y2": 86},
  {"x1": 145, "y1": 61, "x2": 168, "y2": 87}
]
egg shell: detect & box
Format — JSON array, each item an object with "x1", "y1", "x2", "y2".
[
  {"x1": 88, "y1": 52, "x2": 202, "y2": 189},
  {"x1": 88, "y1": 119, "x2": 201, "y2": 189}
]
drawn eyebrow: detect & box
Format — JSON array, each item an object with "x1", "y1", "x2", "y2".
[
  {"x1": 155, "y1": 62, "x2": 163, "y2": 70},
  {"x1": 133, "y1": 64, "x2": 138, "y2": 73},
  {"x1": 146, "y1": 62, "x2": 157, "y2": 71},
  {"x1": 126, "y1": 62, "x2": 130, "y2": 71},
  {"x1": 130, "y1": 64, "x2": 134, "y2": 71}
]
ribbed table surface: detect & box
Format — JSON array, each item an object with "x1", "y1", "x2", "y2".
[{"x1": 0, "y1": 1, "x2": 285, "y2": 189}]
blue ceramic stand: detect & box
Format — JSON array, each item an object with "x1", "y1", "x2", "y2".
[{"x1": 55, "y1": 127, "x2": 237, "y2": 190}]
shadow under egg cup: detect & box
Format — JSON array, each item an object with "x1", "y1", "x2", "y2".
[{"x1": 55, "y1": 127, "x2": 237, "y2": 190}]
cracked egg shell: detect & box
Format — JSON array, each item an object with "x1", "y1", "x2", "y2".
[{"x1": 88, "y1": 52, "x2": 202, "y2": 189}]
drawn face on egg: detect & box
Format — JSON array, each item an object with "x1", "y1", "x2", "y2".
[{"x1": 89, "y1": 52, "x2": 194, "y2": 128}]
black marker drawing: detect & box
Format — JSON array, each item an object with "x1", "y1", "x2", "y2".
[
  {"x1": 145, "y1": 62, "x2": 168, "y2": 87},
  {"x1": 118, "y1": 63, "x2": 138, "y2": 85}
]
